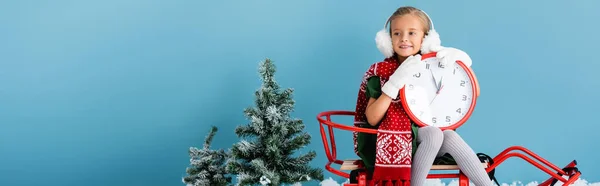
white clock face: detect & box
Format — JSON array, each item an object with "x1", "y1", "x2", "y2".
[{"x1": 402, "y1": 57, "x2": 476, "y2": 128}]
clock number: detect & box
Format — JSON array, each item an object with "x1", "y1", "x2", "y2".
[
  {"x1": 445, "y1": 116, "x2": 451, "y2": 122},
  {"x1": 413, "y1": 73, "x2": 421, "y2": 78},
  {"x1": 462, "y1": 95, "x2": 467, "y2": 101},
  {"x1": 456, "y1": 108, "x2": 462, "y2": 114},
  {"x1": 410, "y1": 99, "x2": 416, "y2": 105},
  {"x1": 453, "y1": 69, "x2": 456, "y2": 75},
  {"x1": 460, "y1": 80, "x2": 465, "y2": 87},
  {"x1": 426, "y1": 64, "x2": 430, "y2": 69},
  {"x1": 438, "y1": 62, "x2": 445, "y2": 68},
  {"x1": 432, "y1": 117, "x2": 437, "y2": 123},
  {"x1": 408, "y1": 84, "x2": 414, "y2": 90}
]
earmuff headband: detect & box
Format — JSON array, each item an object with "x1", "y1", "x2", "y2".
[{"x1": 382, "y1": 10, "x2": 435, "y2": 32}]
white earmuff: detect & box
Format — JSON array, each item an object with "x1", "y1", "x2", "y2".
[
  {"x1": 375, "y1": 20, "x2": 394, "y2": 58},
  {"x1": 375, "y1": 9, "x2": 441, "y2": 58},
  {"x1": 419, "y1": 10, "x2": 442, "y2": 54}
]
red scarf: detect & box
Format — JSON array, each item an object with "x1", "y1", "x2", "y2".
[{"x1": 354, "y1": 57, "x2": 412, "y2": 185}]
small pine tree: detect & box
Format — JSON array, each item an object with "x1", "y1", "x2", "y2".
[
  {"x1": 226, "y1": 58, "x2": 324, "y2": 185},
  {"x1": 183, "y1": 126, "x2": 232, "y2": 186}
]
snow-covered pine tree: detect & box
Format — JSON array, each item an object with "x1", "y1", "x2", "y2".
[
  {"x1": 226, "y1": 58, "x2": 324, "y2": 185},
  {"x1": 183, "y1": 126, "x2": 232, "y2": 186}
]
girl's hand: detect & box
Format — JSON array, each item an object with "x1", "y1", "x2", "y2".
[
  {"x1": 419, "y1": 29, "x2": 473, "y2": 68},
  {"x1": 436, "y1": 47, "x2": 472, "y2": 67},
  {"x1": 381, "y1": 54, "x2": 423, "y2": 99}
]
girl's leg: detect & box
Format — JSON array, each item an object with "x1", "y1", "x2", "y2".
[
  {"x1": 439, "y1": 130, "x2": 493, "y2": 186},
  {"x1": 410, "y1": 126, "x2": 443, "y2": 186}
]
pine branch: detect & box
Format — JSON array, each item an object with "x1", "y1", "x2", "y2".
[
  {"x1": 283, "y1": 119, "x2": 305, "y2": 139},
  {"x1": 276, "y1": 88, "x2": 295, "y2": 115},
  {"x1": 234, "y1": 125, "x2": 260, "y2": 138},
  {"x1": 204, "y1": 126, "x2": 218, "y2": 149},
  {"x1": 237, "y1": 173, "x2": 261, "y2": 186},
  {"x1": 281, "y1": 132, "x2": 311, "y2": 155},
  {"x1": 286, "y1": 151, "x2": 317, "y2": 168},
  {"x1": 258, "y1": 58, "x2": 280, "y2": 91}
]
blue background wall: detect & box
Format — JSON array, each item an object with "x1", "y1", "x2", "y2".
[{"x1": 1, "y1": 0, "x2": 598, "y2": 185}]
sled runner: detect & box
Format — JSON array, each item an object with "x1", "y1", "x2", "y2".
[{"x1": 316, "y1": 110, "x2": 581, "y2": 186}]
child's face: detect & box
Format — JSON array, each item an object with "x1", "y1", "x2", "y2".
[{"x1": 389, "y1": 14, "x2": 426, "y2": 59}]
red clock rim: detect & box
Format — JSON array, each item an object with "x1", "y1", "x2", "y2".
[{"x1": 399, "y1": 52, "x2": 478, "y2": 130}]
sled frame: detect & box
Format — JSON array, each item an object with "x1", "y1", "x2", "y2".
[{"x1": 316, "y1": 110, "x2": 581, "y2": 186}]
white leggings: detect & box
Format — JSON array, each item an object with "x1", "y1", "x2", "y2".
[{"x1": 411, "y1": 126, "x2": 493, "y2": 186}]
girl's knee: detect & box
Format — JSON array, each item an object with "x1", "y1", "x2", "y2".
[
  {"x1": 442, "y1": 130, "x2": 460, "y2": 138},
  {"x1": 420, "y1": 126, "x2": 442, "y2": 133},
  {"x1": 419, "y1": 126, "x2": 443, "y2": 142},
  {"x1": 441, "y1": 130, "x2": 467, "y2": 144}
]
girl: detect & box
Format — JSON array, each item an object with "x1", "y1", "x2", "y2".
[{"x1": 353, "y1": 6, "x2": 493, "y2": 186}]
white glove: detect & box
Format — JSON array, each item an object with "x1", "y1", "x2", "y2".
[
  {"x1": 382, "y1": 54, "x2": 423, "y2": 99},
  {"x1": 436, "y1": 47, "x2": 472, "y2": 67}
]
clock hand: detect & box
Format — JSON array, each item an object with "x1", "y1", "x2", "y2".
[
  {"x1": 437, "y1": 76, "x2": 444, "y2": 94},
  {"x1": 430, "y1": 68, "x2": 439, "y2": 91},
  {"x1": 429, "y1": 93, "x2": 438, "y2": 106},
  {"x1": 430, "y1": 75, "x2": 445, "y2": 105}
]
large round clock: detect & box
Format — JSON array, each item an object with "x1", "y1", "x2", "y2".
[{"x1": 399, "y1": 52, "x2": 480, "y2": 130}]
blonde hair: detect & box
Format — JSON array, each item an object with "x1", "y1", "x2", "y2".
[{"x1": 387, "y1": 6, "x2": 431, "y2": 35}]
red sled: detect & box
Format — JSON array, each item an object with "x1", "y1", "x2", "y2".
[{"x1": 316, "y1": 110, "x2": 581, "y2": 186}]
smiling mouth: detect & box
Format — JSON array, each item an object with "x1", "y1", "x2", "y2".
[{"x1": 399, "y1": 45, "x2": 413, "y2": 49}]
